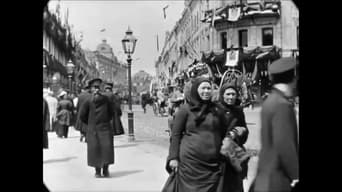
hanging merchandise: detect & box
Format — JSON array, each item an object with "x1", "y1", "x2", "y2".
[
  {"x1": 228, "y1": 6, "x2": 241, "y2": 22},
  {"x1": 251, "y1": 60, "x2": 258, "y2": 81},
  {"x1": 242, "y1": 61, "x2": 246, "y2": 75},
  {"x1": 225, "y1": 50, "x2": 239, "y2": 67},
  {"x1": 267, "y1": 59, "x2": 271, "y2": 79},
  {"x1": 256, "y1": 51, "x2": 269, "y2": 60},
  {"x1": 266, "y1": 59, "x2": 271, "y2": 76}
]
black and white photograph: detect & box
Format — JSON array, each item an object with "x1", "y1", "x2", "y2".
[{"x1": 43, "y1": 0, "x2": 299, "y2": 191}]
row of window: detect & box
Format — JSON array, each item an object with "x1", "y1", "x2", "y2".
[
  {"x1": 180, "y1": 0, "x2": 207, "y2": 48},
  {"x1": 220, "y1": 27, "x2": 274, "y2": 49},
  {"x1": 43, "y1": 30, "x2": 67, "y2": 65}
]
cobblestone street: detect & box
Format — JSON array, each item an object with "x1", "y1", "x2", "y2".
[
  {"x1": 121, "y1": 104, "x2": 262, "y2": 152},
  {"x1": 44, "y1": 104, "x2": 264, "y2": 191}
]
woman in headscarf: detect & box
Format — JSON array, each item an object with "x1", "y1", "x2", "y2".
[
  {"x1": 217, "y1": 82, "x2": 250, "y2": 192},
  {"x1": 165, "y1": 77, "x2": 230, "y2": 192}
]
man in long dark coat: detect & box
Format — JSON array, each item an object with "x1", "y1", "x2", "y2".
[
  {"x1": 80, "y1": 78, "x2": 115, "y2": 178},
  {"x1": 75, "y1": 85, "x2": 91, "y2": 142},
  {"x1": 104, "y1": 83, "x2": 124, "y2": 136},
  {"x1": 251, "y1": 57, "x2": 299, "y2": 192}
]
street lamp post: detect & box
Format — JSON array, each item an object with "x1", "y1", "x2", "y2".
[
  {"x1": 122, "y1": 26, "x2": 137, "y2": 142},
  {"x1": 66, "y1": 59, "x2": 75, "y2": 94}
]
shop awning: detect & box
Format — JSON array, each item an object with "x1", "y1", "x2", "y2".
[
  {"x1": 201, "y1": 49, "x2": 226, "y2": 65},
  {"x1": 201, "y1": 46, "x2": 280, "y2": 64},
  {"x1": 47, "y1": 55, "x2": 67, "y2": 76}
]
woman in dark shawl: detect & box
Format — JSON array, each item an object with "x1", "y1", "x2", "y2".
[
  {"x1": 165, "y1": 77, "x2": 229, "y2": 192},
  {"x1": 217, "y1": 82, "x2": 250, "y2": 192}
]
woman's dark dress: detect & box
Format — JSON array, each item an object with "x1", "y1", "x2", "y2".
[
  {"x1": 168, "y1": 103, "x2": 228, "y2": 192},
  {"x1": 219, "y1": 103, "x2": 249, "y2": 192}
]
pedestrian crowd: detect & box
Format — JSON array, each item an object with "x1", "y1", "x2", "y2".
[
  {"x1": 43, "y1": 57, "x2": 298, "y2": 192},
  {"x1": 43, "y1": 78, "x2": 124, "y2": 178}
]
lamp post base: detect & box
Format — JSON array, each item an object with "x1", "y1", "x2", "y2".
[{"x1": 127, "y1": 111, "x2": 135, "y2": 142}]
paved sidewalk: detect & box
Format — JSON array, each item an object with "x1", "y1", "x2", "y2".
[
  {"x1": 44, "y1": 128, "x2": 258, "y2": 192},
  {"x1": 43, "y1": 129, "x2": 169, "y2": 192}
]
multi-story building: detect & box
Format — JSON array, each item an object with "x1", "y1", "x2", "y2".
[
  {"x1": 156, "y1": 0, "x2": 218, "y2": 87},
  {"x1": 74, "y1": 47, "x2": 99, "y2": 92},
  {"x1": 132, "y1": 70, "x2": 153, "y2": 103},
  {"x1": 156, "y1": 30, "x2": 178, "y2": 87},
  {"x1": 43, "y1": 5, "x2": 76, "y2": 95},
  {"x1": 210, "y1": 0, "x2": 298, "y2": 56},
  {"x1": 132, "y1": 70, "x2": 153, "y2": 93},
  {"x1": 202, "y1": 0, "x2": 298, "y2": 97},
  {"x1": 84, "y1": 39, "x2": 128, "y2": 91},
  {"x1": 156, "y1": 0, "x2": 299, "y2": 98}
]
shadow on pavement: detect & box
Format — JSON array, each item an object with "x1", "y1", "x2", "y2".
[
  {"x1": 43, "y1": 156, "x2": 78, "y2": 164},
  {"x1": 108, "y1": 170, "x2": 144, "y2": 178},
  {"x1": 115, "y1": 143, "x2": 139, "y2": 148}
]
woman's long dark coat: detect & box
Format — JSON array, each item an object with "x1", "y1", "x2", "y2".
[
  {"x1": 56, "y1": 99, "x2": 73, "y2": 125},
  {"x1": 55, "y1": 99, "x2": 73, "y2": 137},
  {"x1": 75, "y1": 91, "x2": 91, "y2": 134},
  {"x1": 43, "y1": 98, "x2": 50, "y2": 149},
  {"x1": 80, "y1": 93, "x2": 115, "y2": 168},
  {"x1": 217, "y1": 82, "x2": 250, "y2": 192},
  {"x1": 167, "y1": 104, "x2": 228, "y2": 192},
  {"x1": 217, "y1": 103, "x2": 249, "y2": 192}
]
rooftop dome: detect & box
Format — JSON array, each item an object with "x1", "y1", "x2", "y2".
[
  {"x1": 96, "y1": 39, "x2": 115, "y2": 60},
  {"x1": 96, "y1": 39, "x2": 112, "y2": 53}
]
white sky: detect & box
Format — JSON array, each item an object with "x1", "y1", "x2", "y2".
[{"x1": 47, "y1": 0, "x2": 185, "y2": 76}]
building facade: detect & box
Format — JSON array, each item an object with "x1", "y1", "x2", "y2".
[
  {"x1": 74, "y1": 47, "x2": 100, "y2": 92},
  {"x1": 212, "y1": 0, "x2": 299, "y2": 57},
  {"x1": 156, "y1": 30, "x2": 178, "y2": 88},
  {"x1": 132, "y1": 70, "x2": 153, "y2": 103},
  {"x1": 155, "y1": 0, "x2": 299, "y2": 91},
  {"x1": 43, "y1": 5, "x2": 76, "y2": 96},
  {"x1": 83, "y1": 39, "x2": 128, "y2": 91}
]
